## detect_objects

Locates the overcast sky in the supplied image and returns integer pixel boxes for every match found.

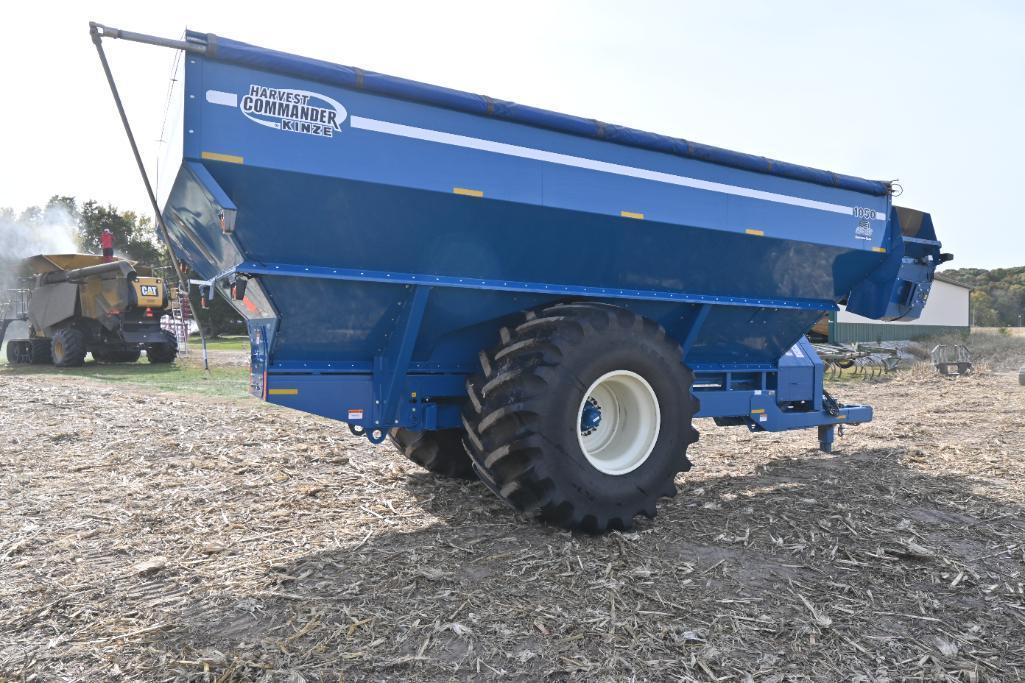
[1,1,1022,268]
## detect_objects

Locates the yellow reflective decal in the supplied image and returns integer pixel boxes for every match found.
[201,151,245,164]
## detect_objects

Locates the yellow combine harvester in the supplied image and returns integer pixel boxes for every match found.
[1,253,177,367]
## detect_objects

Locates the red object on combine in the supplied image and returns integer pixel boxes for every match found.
[100,229,115,262]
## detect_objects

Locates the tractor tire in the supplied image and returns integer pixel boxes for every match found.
[51,328,87,367]
[29,339,52,364]
[390,428,475,479]
[145,340,178,364]
[463,302,699,533]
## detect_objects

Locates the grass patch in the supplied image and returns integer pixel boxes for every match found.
[189,335,250,352]
[0,352,250,399]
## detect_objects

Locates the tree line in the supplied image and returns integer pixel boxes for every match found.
[942,267,1025,327]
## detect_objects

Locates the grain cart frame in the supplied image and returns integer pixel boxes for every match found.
[93,24,950,531]
[3,254,178,367]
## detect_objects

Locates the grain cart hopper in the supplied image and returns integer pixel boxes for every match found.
[92,24,951,531]
[2,253,178,367]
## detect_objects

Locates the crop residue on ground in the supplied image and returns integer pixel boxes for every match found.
[1,368,1023,680]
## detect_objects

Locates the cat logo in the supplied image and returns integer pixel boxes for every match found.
[140,285,158,297]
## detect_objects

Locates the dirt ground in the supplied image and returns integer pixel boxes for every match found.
[1,366,1024,681]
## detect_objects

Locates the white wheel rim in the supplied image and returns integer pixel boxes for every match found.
[576,370,661,476]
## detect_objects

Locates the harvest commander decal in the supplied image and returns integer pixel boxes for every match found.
[240,85,346,138]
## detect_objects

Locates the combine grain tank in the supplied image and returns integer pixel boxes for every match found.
[92,24,950,531]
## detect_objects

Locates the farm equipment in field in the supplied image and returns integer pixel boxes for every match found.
[0,288,30,351]
[812,343,901,380]
[1,253,178,367]
[931,344,973,377]
[92,23,951,532]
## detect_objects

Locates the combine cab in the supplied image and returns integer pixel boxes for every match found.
[1,253,178,367]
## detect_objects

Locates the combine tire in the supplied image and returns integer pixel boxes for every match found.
[29,339,52,364]
[463,302,699,533]
[145,340,178,364]
[390,428,475,479]
[51,328,87,367]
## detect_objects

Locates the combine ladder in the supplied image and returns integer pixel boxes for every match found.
[167,287,190,356]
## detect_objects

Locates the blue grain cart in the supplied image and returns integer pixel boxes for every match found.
[94,25,950,532]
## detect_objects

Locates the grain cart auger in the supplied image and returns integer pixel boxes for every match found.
[3,254,178,367]
[91,23,951,532]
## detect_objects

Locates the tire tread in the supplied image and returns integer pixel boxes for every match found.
[390,428,475,479]
[462,302,699,533]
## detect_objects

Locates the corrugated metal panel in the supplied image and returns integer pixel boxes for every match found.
[830,322,969,344]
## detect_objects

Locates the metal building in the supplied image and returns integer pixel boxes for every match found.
[829,274,971,343]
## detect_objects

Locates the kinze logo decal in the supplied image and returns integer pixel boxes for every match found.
[240,85,346,138]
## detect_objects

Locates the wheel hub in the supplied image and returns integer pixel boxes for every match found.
[576,370,661,476]
[580,397,603,435]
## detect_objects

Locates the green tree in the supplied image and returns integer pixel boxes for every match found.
[970,290,999,327]
[75,199,166,267]
[945,266,1025,327]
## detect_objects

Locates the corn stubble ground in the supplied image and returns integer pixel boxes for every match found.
[1,364,1024,681]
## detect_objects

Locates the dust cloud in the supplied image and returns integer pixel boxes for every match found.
[0,205,81,292]
[0,205,80,261]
